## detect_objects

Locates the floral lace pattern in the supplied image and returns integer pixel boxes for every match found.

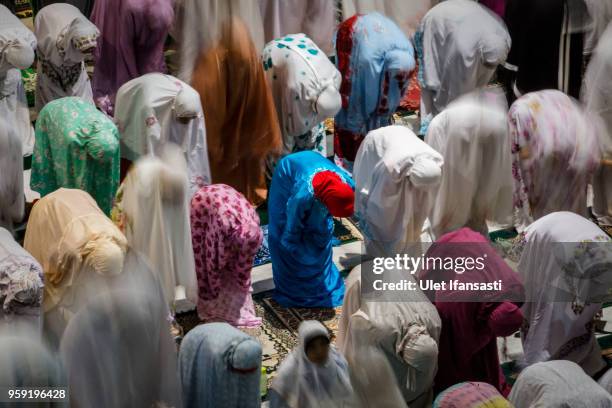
[40,58,83,92]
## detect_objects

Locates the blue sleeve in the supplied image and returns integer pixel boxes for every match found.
[280,183,312,252]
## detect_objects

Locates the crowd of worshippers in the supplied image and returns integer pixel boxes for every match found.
[2,0,612,406]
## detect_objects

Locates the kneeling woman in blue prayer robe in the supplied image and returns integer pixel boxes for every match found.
[268,151,355,307]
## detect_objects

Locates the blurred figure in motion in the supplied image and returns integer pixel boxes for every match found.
[353,125,443,257]
[34,4,99,112]
[190,17,281,205]
[341,0,437,37]
[268,151,354,308]
[179,322,262,408]
[509,361,612,408]
[433,382,512,407]
[416,0,510,134]
[0,4,36,156]
[270,320,354,408]
[259,0,336,55]
[420,228,524,396]
[0,226,44,334]
[0,119,24,234]
[176,0,264,83]
[338,262,441,407]
[60,281,181,408]
[509,90,601,228]
[0,328,67,408]
[30,97,120,215]
[346,339,408,408]
[113,73,211,192]
[583,24,612,232]
[190,185,262,328]
[334,12,415,171]
[113,145,197,310]
[90,0,174,115]
[426,89,513,239]
[517,212,612,376]
[24,188,128,347]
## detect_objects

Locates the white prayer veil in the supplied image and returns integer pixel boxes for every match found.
[271,320,355,408]
[509,90,602,228]
[353,125,443,257]
[418,0,510,126]
[114,73,211,196]
[426,88,513,239]
[509,360,612,408]
[0,118,24,234]
[118,145,197,308]
[338,263,441,408]
[0,5,36,156]
[60,280,181,408]
[34,3,99,111]
[262,33,341,156]
[176,0,264,83]
[518,212,612,376]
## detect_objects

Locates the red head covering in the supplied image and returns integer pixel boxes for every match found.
[312,171,354,217]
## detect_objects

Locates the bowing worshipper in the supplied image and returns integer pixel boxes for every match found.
[0,119,24,234]
[176,0,264,83]
[90,0,174,115]
[113,145,197,310]
[24,188,128,347]
[509,361,612,408]
[504,0,591,101]
[353,125,443,257]
[262,33,341,160]
[114,73,211,193]
[433,382,512,408]
[270,320,354,408]
[30,97,120,215]
[334,12,415,172]
[31,0,94,17]
[179,323,262,408]
[426,90,513,240]
[341,0,438,37]
[34,3,99,112]
[583,25,612,232]
[419,228,525,396]
[0,5,36,157]
[268,151,354,308]
[190,18,281,205]
[0,330,67,408]
[509,90,601,228]
[416,0,510,135]
[190,184,262,328]
[0,227,44,333]
[259,0,336,56]
[338,262,441,407]
[61,284,182,408]
[517,212,612,376]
